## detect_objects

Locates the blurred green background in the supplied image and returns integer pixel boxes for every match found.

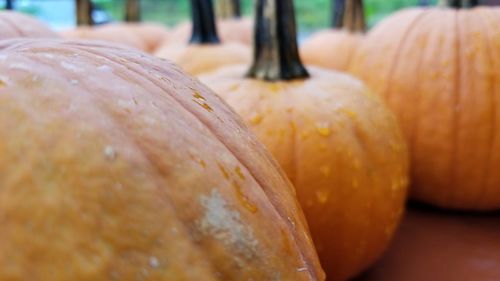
[5,0,438,33]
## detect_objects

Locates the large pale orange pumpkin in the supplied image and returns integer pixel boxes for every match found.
[154,0,250,75]
[350,2,500,210]
[300,0,364,71]
[0,11,57,38]
[357,206,500,281]
[0,38,324,280]
[201,1,409,280]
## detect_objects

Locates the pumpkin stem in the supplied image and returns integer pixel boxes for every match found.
[190,0,220,44]
[125,0,141,22]
[5,0,13,10]
[247,0,309,81]
[332,0,365,32]
[439,0,479,8]
[76,0,94,26]
[217,0,242,19]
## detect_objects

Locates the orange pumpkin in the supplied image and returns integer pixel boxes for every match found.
[0,11,57,39]
[350,2,500,210]
[358,206,500,281]
[0,38,324,280]
[200,1,409,280]
[301,0,365,71]
[154,0,250,75]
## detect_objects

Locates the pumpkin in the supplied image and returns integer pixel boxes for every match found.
[154,0,250,75]
[350,1,500,210]
[62,0,169,53]
[200,1,409,280]
[357,206,500,281]
[300,0,365,71]
[0,38,324,281]
[0,11,58,39]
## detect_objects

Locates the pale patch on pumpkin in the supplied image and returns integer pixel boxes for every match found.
[198,189,258,259]
[60,61,84,73]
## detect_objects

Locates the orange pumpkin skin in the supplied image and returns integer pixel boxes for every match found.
[154,42,250,75]
[201,66,409,281]
[350,7,500,210]
[301,30,362,71]
[61,24,148,51]
[0,39,324,281]
[0,11,57,38]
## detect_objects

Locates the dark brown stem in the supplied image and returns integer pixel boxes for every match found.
[439,0,479,7]
[332,0,365,32]
[5,0,13,10]
[76,0,94,26]
[125,0,141,22]
[190,0,220,44]
[247,0,309,81]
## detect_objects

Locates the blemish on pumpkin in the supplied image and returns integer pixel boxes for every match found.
[287,216,296,229]
[199,159,207,168]
[268,83,281,93]
[319,165,330,177]
[340,108,357,119]
[249,113,263,125]
[229,83,240,92]
[235,166,245,180]
[316,123,331,137]
[232,181,258,213]
[103,146,117,161]
[0,79,5,87]
[315,190,329,204]
[149,256,159,268]
[297,267,308,272]
[198,189,259,258]
[192,91,206,101]
[217,163,230,180]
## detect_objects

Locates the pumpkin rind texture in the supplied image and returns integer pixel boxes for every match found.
[0,39,323,281]
[0,11,58,39]
[301,30,362,71]
[350,7,500,210]
[201,66,409,281]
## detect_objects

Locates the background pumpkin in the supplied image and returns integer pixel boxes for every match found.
[154,0,250,75]
[350,1,500,210]
[0,10,57,39]
[0,38,324,281]
[200,0,409,280]
[301,0,365,71]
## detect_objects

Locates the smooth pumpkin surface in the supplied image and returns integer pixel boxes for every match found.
[201,66,409,281]
[301,30,362,71]
[356,207,500,281]
[0,11,57,38]
[0,39,324,281]
[350,7,500,210]
[154,42,250,75]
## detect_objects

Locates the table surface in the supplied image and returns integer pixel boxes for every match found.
[353,204,500,281]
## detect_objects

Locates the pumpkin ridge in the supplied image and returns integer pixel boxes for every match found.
[474,8,498,208]
[0,13,25,37]
[71,46,320,280]
[408,10,438,187]
[448,9,461,205]
[382,9,428,104]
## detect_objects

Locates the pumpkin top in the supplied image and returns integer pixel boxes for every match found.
[439,0,479,8]
[190,0,220,44]
[247,0,309,81]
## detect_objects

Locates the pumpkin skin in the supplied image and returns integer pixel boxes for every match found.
[301,30,362,71]
[154,42,250,75]
[358,207,500,281]
[0,11,58,38]
[0,39,324,281]
[61,25,148,52]
[201,66,409,281]
[350,7,500,210]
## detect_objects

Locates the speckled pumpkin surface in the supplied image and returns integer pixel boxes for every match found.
[350,7,500,210]
[0,11,57,39]
[201,66,409,281]
[0,39,323,281]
